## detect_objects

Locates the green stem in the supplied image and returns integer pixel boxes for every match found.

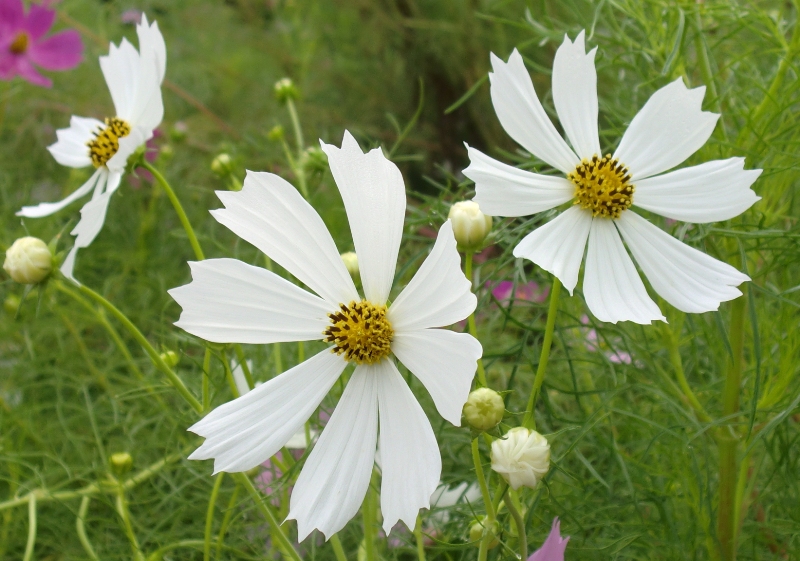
[22,493,35,561]
[523,276,562,430]
[503,491,526,561]
[202,348,212,411]
[413,515,426,561]
[330,534,348,561]
[662,323,712,423]
[236,473,302,561]
[56,281,203,413]
[471,437,495,520]
[215,480,240,559]
[285,98,308,199]
[76,496,100,561]
[116,486,144,561]
[362,474,377,561]
[464,251,488,386]
[234,344,255,390]
[204,473,225,561]
[717,294,746,561]
[142,161,205,261]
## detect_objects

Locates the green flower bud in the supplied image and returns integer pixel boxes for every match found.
[267,125,285,142]
[160,350,180,368]
[110,452,133,476]
[469,517,500,548]
[463,388,504,431]
[3,237,53,284]
[448,201,492,252]
[170,121,188,142]
[211,153,234,176]
[302,146,328,173]
[4,294,21,315]
[340,252,359,280]
[274,77,299,103]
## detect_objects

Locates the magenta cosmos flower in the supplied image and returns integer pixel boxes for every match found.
[0,0,82,87]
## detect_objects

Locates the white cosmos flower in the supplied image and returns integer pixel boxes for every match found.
[17,15,165,281]
[465,31,762,324]
[169,131,482,540]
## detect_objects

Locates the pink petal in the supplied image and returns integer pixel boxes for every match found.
[529,518,570,561]
[491,281,514,301]
[11,55,51,86]
[22,4,54,40]
[0,0,24,32]
[27,29,82,70]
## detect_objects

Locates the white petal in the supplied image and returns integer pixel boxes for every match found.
[513,206,592,294]
[583,218,665,324]
[107,126,152,172]
[388,221,475,332]
[634,158,761,223]
[211,171,359,306]
[288,366,379,541]
[169,258,333,344]
[46,116,101,168]
[617,211,748,313]
[60,170,121,281]
[391,329,481,426]
[188,350,347,474]
[17,168,102,218]
[614,79,719,180]
[100,38,140,119]
[320,131,405,304]
[465,145,574,217]
[129,17,164,130]
[137,14,166,84]
[377,359,441,533]
[489,49,578,174]
[552,31,601,159]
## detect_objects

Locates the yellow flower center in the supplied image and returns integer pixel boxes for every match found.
[9,32,28,55]
[323,300,394,364]
[87,117,132,168]
[569,154,634,219]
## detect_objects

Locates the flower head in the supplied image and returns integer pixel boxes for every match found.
[465,31,761,324]
[169,131,482,540]
[490,427,550,490]
[0,0,83,87]
[529,518,569,561]
[16,15,165,281]
[448,201,492,251]
[3,236,52,284]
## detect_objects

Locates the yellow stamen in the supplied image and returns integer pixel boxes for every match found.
[569,154,634,219]
[9,32,28,55]
[323,300,394,365]
[87,117,132,169]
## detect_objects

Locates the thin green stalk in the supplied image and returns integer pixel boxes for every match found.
[56,281,203,413]
[717,294,746,561]
[215,480,240,559]
[362,474,377,561]
[413,515,426,561]
[285,98,308,199]
[202,348,212,411]
[116,486,144,561]
[236,473,302,561]
[503,491,526,561]
[662,323,711,423]
[76,496,100,561]
[523,277,562,430]
[204,473,225,561]
[142,161,205,261]
[471,438,495,520]
[330,534,348,561]
[464,251,488,386]
[22,494,35,561]
[234,344,255,390]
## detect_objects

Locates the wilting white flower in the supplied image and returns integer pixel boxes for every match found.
[490,427,550,490]
[170,131,482,540]
[465,31,761,324]
[448,201,492,251]
[17,15,165,281]
[3,237,52,284]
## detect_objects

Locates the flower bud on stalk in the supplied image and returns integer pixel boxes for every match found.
[211,153,234,176]
[448,201,492,252]
[110,452,133,476]
[3,237,53,284]
[463,388,504,431]
[340,252,359,280]
[160,350,180,368]
[469,517,500,548]
[274,77,299,104]
[490,427,550,490]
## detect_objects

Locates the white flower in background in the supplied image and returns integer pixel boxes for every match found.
[430,481,481,525]
[490,427,550,490]
[465,31,761,324]
[17,15,165,281]
[169,131,482,540]
[3,236,52,284]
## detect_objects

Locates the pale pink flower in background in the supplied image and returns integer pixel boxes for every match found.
[529,518,569,561]
[488,280,549,304]
[465,30,761,324]
[0,0,82,87]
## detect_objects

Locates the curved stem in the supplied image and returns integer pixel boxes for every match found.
[116,485,144,561]
[215,480,240,559]
[285,98,308,199]
[204,473,225,561]
[22,494,36,561]
[523,276,562,429]
[236,473,302,561]
[464,251,488,386]
[142,161,205,261]
[76,496,100,561]
[662,323,711,423]
[56,281,203,413]
[413,515,427,561]
[503,491,526,561]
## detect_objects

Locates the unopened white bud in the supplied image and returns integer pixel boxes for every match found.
[211,153,233,176]
[490,427,550,490]
[463,388,504,431]
[3,237,52,284]
[448,201,492,251]
[340,252,359,279]
[274,77,299,103]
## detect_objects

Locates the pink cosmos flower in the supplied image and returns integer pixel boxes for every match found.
[0,0,82,87]
[529,518,569,561]
[488,280,549,304]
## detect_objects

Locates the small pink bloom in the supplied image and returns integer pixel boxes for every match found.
[0,0,82,87]
[529,517,569,561]
[487,280,548,304]
[120,9,143,25]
